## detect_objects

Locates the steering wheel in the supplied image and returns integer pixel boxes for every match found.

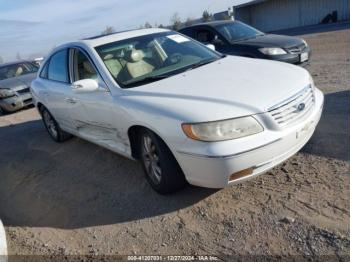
[165,53,183,65]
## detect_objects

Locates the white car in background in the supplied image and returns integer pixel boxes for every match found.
[0,219,7,261]
[31,28,324,194]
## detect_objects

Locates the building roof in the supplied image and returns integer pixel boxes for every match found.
[234,0,267,9]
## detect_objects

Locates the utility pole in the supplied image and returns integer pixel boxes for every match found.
[228,7,235,21]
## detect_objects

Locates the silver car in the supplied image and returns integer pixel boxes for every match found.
[0,61,38,114]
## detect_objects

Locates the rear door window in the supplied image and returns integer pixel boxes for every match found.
[40,62,49,79]
[48,50,69,83]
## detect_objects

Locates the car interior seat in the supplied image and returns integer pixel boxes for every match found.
[103,54,123,78]
[15,66,23,77]
[82,61,97,79]
[125,49,154,78]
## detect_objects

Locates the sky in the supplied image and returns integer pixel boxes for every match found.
[0,0,249,62]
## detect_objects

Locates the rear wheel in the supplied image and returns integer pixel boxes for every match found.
[139,129,187,194]
[40,107,72,142]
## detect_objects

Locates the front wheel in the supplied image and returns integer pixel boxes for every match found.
[40,107,72,142]
[139,129,187,194]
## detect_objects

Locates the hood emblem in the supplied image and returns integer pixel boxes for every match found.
[296,103,306,112]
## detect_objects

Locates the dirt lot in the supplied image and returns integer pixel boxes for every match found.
[0,28,349,260]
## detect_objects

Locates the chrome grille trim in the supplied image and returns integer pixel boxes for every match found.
[268,85,315,127]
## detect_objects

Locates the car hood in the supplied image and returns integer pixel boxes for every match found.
[238,34,303,48]
[120,56,310,123]
[0,73,36,90]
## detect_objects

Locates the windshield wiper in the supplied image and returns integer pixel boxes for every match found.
[123,74,172,87]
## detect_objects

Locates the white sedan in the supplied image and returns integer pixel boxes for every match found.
[31,28,324,194]
[0,219,7,261]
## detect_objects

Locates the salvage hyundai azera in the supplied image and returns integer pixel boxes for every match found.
[31,28,324,194]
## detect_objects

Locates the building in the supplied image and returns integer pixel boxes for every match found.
[234,0,350,32]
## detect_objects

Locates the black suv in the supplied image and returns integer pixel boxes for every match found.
[179,20,311,65]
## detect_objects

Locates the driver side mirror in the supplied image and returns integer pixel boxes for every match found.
[206,44,216,51]
[72,79,99,93]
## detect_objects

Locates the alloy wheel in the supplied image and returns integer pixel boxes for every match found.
[43,110,58,139]
[142,135,162,185]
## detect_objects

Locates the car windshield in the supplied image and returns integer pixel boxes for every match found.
[95,32,222,88]
[214,21,264,43]
[0,62,39,80]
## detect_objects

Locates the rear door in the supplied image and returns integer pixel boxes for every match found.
[39,49,74,130]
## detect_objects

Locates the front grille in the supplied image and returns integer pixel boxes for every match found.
[23,98,33,105]
[268,85,315,127]
[17,87,30,94]
[287,43,307,54]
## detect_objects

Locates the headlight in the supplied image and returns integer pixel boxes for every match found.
[182,116,264,142]
[259,47,287,55]
[0,89,16,98]
[302,39,308,47]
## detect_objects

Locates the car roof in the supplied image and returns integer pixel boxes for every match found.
[79,28,170,48]
[0,60,33,67]
[180,20,236,31]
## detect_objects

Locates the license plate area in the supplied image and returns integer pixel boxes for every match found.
[300,52,309,62]
[296,120,314,139]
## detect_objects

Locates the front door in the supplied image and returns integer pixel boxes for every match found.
[67,48,128,154]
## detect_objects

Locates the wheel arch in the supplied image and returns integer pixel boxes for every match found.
[36,102,45,113]
[127,125,172,160]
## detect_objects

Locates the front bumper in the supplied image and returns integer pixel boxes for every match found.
[0,92,33,112]
[175,88,324,188]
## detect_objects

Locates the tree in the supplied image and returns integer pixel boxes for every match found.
[16,52,21,60]
[202,10,213,22]
[158,24,164,28]
[170,12,182,31]
[101,26,115,35]
[144,22,152,28]
[185,17,195,27]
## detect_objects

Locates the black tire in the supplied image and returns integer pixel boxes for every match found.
[40,107,72,142]
[139,129,187,194]
[0,107,10,115]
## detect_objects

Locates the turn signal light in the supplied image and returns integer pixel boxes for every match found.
[229,167,254,181]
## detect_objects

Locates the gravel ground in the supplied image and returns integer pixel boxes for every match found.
[0,27,349,260]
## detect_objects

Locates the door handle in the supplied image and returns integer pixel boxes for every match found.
[65,97,78,104]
